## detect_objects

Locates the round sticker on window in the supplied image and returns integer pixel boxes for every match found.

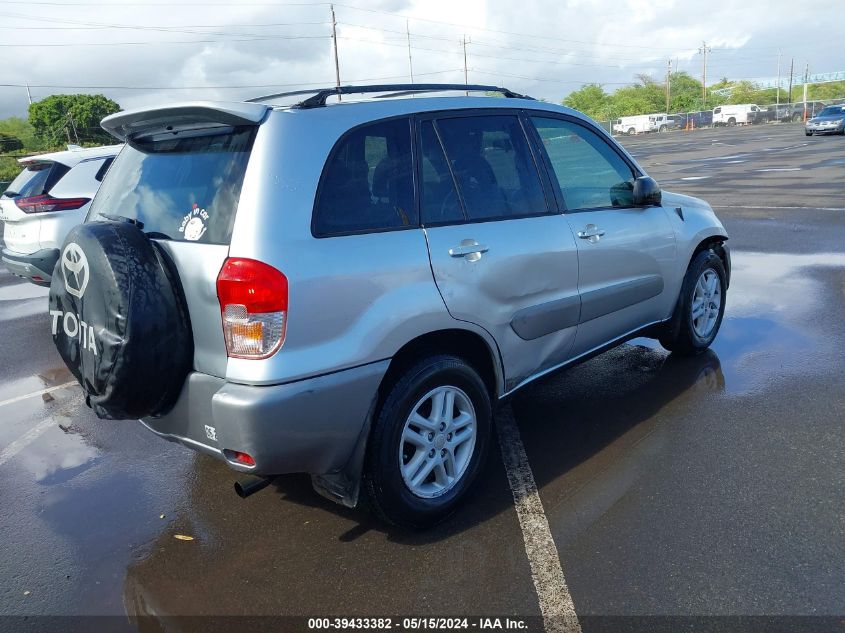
[179,204,209,241]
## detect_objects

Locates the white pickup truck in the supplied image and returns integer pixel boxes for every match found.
[612,113,670,135]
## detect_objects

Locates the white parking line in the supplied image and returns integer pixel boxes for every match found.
[496,408,581,633]
[0,418,55,467]
[0,381,78,409]
[712,205,845,211]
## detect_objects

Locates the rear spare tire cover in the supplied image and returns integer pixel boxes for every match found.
[49,221,193,420]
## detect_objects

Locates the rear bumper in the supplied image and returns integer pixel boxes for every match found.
[1,247,59,286]
[141,360,389,476]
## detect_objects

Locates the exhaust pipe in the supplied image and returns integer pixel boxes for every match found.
[234,475,274,499]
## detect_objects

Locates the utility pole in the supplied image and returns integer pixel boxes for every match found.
[330,4,341,100]
[406,20,414,83]
[462,34,469,94]
[776,50,781,106]
[25,83,32,105]
[803,61,809,119]
[665,59,671,113]
[698,41,711,108]
[787,57,794,104]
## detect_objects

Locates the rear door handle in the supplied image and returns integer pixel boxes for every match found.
[577,224,605,242]
[449,240,489,261]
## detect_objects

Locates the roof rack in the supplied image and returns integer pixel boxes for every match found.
[246,83,533,108]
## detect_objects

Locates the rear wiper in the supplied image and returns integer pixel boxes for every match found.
[100,213,144,230]
[99,213,172,240]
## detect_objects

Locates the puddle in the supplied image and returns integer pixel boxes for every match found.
[0,367,76,404]
[640,251,845,395]
[16,421,100,485]
[0,296,48,322]
[0,282,48,302]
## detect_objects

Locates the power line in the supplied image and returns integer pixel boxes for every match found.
[2,69,465,92]
[0,2,719,52]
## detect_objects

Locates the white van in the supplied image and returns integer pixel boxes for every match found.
[712,104,761,127]
[613,114,653,135]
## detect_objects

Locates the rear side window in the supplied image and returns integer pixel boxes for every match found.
[3,162,68,199]
[89,127,255,244]
[50,157,113,198]
[313,118,414,236]
[434,115,547,222]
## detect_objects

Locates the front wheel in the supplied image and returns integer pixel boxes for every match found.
[659,250,727,356]
[805,131,813,136]
[363,355,492,528]
[659,125,668,133]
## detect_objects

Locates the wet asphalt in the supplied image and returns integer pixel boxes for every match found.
[0,122,843,632]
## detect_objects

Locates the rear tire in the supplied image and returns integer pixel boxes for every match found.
[805,131,813,136]
[659,125,668,133]
[363,354,492,528]
[727,118,736,127]
[628,128,636,135]
[659,250,727,356]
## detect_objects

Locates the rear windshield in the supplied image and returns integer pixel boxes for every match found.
[2,162,68,199]
[88,127,255,244]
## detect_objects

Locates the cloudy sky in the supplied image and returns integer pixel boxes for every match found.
[1,0,840,118]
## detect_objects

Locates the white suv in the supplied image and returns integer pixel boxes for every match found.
[1,144,122,286]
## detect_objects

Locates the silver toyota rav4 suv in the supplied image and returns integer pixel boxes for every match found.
[49,84,729,528]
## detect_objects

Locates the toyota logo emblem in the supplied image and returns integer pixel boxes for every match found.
[61,242,89,298]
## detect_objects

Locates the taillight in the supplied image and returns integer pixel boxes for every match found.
[216,258,288,359]
[15,194,91,214]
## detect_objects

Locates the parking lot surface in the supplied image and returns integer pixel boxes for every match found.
[0,122,843,632]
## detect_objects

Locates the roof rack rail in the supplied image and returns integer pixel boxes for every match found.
[246,83,533,108]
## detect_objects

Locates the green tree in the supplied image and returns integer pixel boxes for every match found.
[0,116,42,152]
[563,83,610,119]
[28,94,120,146]
[0,135,23,152]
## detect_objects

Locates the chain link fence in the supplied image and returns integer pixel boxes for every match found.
[599,97,845,136]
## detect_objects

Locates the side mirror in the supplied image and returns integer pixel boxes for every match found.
[632,176,662,207]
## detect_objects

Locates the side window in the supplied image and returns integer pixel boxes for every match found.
[50,157,111,198]
[419,120,464,224]
[313,118,414,236]
[434,115,547,222]
[531,117,635,211]
[714,107,721,114]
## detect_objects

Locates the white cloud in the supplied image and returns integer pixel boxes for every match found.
[0,0,839,119]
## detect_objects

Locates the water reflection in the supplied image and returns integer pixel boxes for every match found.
[17,421,99,485]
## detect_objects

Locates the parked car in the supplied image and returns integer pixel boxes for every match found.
[712,104,761,126]
[649,113,671,132]
[804,104,845,135]
[667,113,687,130]
[789,101,828,122]
[49,84,730,528]
[0,145,121,286]
[686,110,713,129]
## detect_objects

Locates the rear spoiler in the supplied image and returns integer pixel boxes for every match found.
[101,102,270,141]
